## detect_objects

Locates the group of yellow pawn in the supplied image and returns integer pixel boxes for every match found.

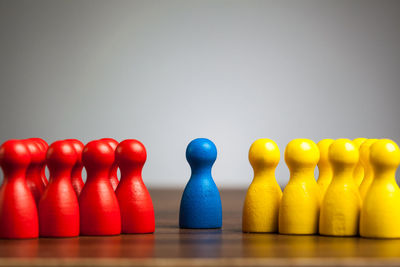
[242,138,400,238]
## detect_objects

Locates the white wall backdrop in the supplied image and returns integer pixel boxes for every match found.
[1,0,400,188]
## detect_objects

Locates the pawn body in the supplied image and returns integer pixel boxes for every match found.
[359,139,378,200]
[319,139,361,236]
[242,139,282,233]
[66,139,85,197]
[279,139,320,235]
[353,138,367,187]
[179,138,222,229]
[101,138,119,190]
[360,139,400,238]
[79,140,121,235]
[316,139,334,198]
[115,139,155,233]
[0,140,38,238]
[39,140,80,237]
[25,138,47,205]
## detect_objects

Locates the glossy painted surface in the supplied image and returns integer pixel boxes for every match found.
[79,140,121,236]
[319,139,361,236]
[316,139,334,198]
[0,140,38,238]
[353,138,367,187]
[360,139,400,238]
[359,139,378,200]
[39,140,80,237]
[25,139,47,206]
[66,139,85,197]
[100,138,119,191]
[279,139,320,235]
[179,138,222,229]
[115,139,155,234]
[242,139,282,233]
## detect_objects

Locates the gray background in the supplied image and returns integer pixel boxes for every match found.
[1,0,399,188]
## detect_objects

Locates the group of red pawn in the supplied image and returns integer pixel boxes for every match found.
[0,138,155,239]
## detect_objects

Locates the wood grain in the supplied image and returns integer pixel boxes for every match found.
[1,189,400,266]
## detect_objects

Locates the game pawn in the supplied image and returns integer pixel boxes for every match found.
[279,139,321,235]
[29,138,49,186]
[352,138,367,187]
[316,139,334,198]
[319,139,361,236]
[179,138,222,229]
[79,140,121,235]
[39,140,80,237]
[242,139,282,233]
[115,139,155,234]
[0,140,38,238]
[65,139,85,197]
[359,139,378,200]
[25,138,47,206]
[100,138,119,190]
[360,139,400,238]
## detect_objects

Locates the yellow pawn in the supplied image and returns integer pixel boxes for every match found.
[279,139,320,235]
[319,139,361,236]
[316,139,334,198]
[360,139,400,238]
[242,139,282,233]
[353,138,367,187]
[359,139,378,200]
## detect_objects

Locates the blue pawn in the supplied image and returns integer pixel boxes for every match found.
[179,138,222,229]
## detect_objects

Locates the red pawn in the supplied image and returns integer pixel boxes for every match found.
[115,140,155,234]
[101,138,119,190]
[30,138,49,186]
[66,139,84,197]
[25,139,47,206]
[39,140,80,237]
[79,140,121,236]
[0,140,38,238]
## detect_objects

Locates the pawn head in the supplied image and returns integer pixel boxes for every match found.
[46,140,78,169]
[0,139,31,169]
[359,139,378,167]
[186,138,217,168]
[101,138,118,151]
[30,138,48,152]
[115,139,147,169]
[285,139,319,169]
[65,139,84,165]
[82,140,115,170]
[370,139,400,169]
[317,139,334,167]
[25,138,46,165]
[328,139,359,166]
[353,138,367,149]
[249,139,280,169]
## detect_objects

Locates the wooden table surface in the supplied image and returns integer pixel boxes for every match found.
[1,189,400,267]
